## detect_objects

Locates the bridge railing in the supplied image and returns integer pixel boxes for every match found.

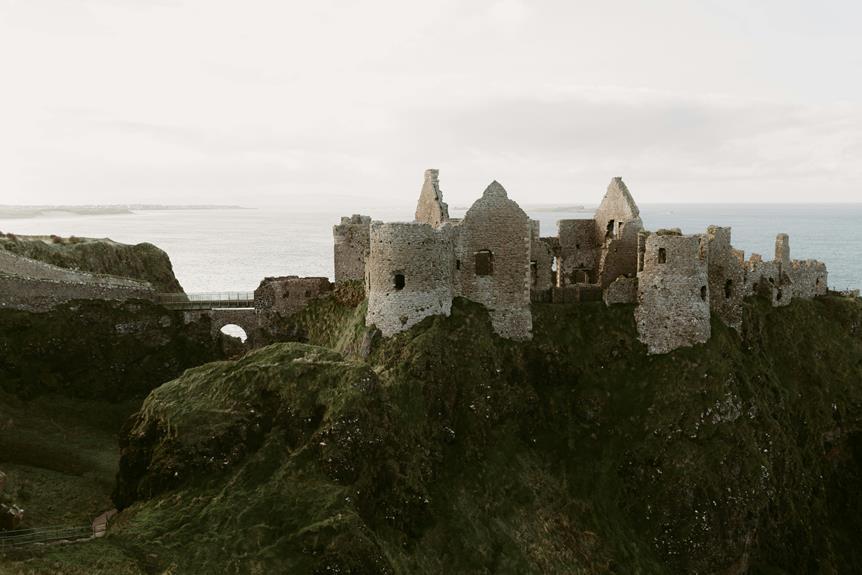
[0,525,93,548]
[156,292,255,310]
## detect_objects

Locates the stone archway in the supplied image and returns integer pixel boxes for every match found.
[209,309,258,348]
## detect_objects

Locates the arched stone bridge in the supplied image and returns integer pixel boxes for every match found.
[157,292,258,346]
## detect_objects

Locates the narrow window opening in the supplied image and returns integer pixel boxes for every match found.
[575,243,581,250]
[456,259,461,271]
[776,288,783,301]
[700,286,707,301]
[394,273,405,290]
[530,261,538,287]
[658,248,667,264]
[724,279,733,300]
[475,250,494,276]
[304,290,311,297]
[606,219,615,240]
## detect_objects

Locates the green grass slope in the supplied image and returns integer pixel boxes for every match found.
[10,293,862,574]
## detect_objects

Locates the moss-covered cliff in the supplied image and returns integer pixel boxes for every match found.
[91,292,862,574]
[0,234,183,292]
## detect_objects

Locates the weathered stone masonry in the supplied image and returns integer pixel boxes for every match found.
[341,169,831,353]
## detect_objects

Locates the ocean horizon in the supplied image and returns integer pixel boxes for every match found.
[1,203,859,293]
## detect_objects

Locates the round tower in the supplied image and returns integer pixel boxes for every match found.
[366,222,454,336]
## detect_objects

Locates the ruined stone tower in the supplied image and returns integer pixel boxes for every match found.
[635,231,711,354]
[365,222,455,337]
[334,169,830,353]
[414,169,449,228]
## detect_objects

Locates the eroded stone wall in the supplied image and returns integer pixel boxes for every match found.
[414,169,449,228]
[530,220,555,294]
[594,178,643,287]
[333,215,371,284]
[254,276,333,316]
[790,260,828,299]
[557,219,597,286]
[457,182,532,340]
[635,233,711,354]
[366,222,455,337]
[706,226,745,331]
[604,276,638,306]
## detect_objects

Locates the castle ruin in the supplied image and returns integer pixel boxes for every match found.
[335,170,829,354]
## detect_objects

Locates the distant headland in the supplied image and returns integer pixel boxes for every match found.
[0,204,250,219]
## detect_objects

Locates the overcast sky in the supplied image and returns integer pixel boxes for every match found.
[1,0,861,208]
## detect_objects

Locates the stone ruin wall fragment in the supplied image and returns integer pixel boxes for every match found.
[333,214,371,284]
[456,182,533,341]
[635,233,711,354]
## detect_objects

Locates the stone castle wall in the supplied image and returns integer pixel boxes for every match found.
[557,219,597,286]
[254,276,333,316]
[706,226,745,331]
[594,178,643,288]
[457,182,532,340]
[530,221,555,293]
[635,233,711,354]
[333,215,371,284]
[790,260,828,299]
[366,222,455,337]
[414,169,449,227]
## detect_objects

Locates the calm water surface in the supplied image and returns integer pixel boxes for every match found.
[1,204,859,292]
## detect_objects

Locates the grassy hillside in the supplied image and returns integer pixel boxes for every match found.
[4,293,862,574]
[0,234,184,293]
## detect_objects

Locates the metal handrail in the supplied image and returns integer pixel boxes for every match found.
[156,292,255,310]
[0,524,92,547]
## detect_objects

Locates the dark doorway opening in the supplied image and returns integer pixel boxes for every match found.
[475,250,494,276]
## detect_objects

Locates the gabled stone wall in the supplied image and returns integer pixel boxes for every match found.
[457,182,532,340]
[594,178,643,287]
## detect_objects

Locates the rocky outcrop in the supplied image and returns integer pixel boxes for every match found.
[109,293,862,574]
[0,234,183,293]
[0,299,221,401]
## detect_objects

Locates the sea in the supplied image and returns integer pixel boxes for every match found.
[0,204,859,293]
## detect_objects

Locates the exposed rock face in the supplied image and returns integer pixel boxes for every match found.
[109,294,862,574]
[414,168,449,228]
[0,299,220,400]
[0,234,183,293]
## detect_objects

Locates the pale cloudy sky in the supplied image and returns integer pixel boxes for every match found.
[1,0,861,208]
